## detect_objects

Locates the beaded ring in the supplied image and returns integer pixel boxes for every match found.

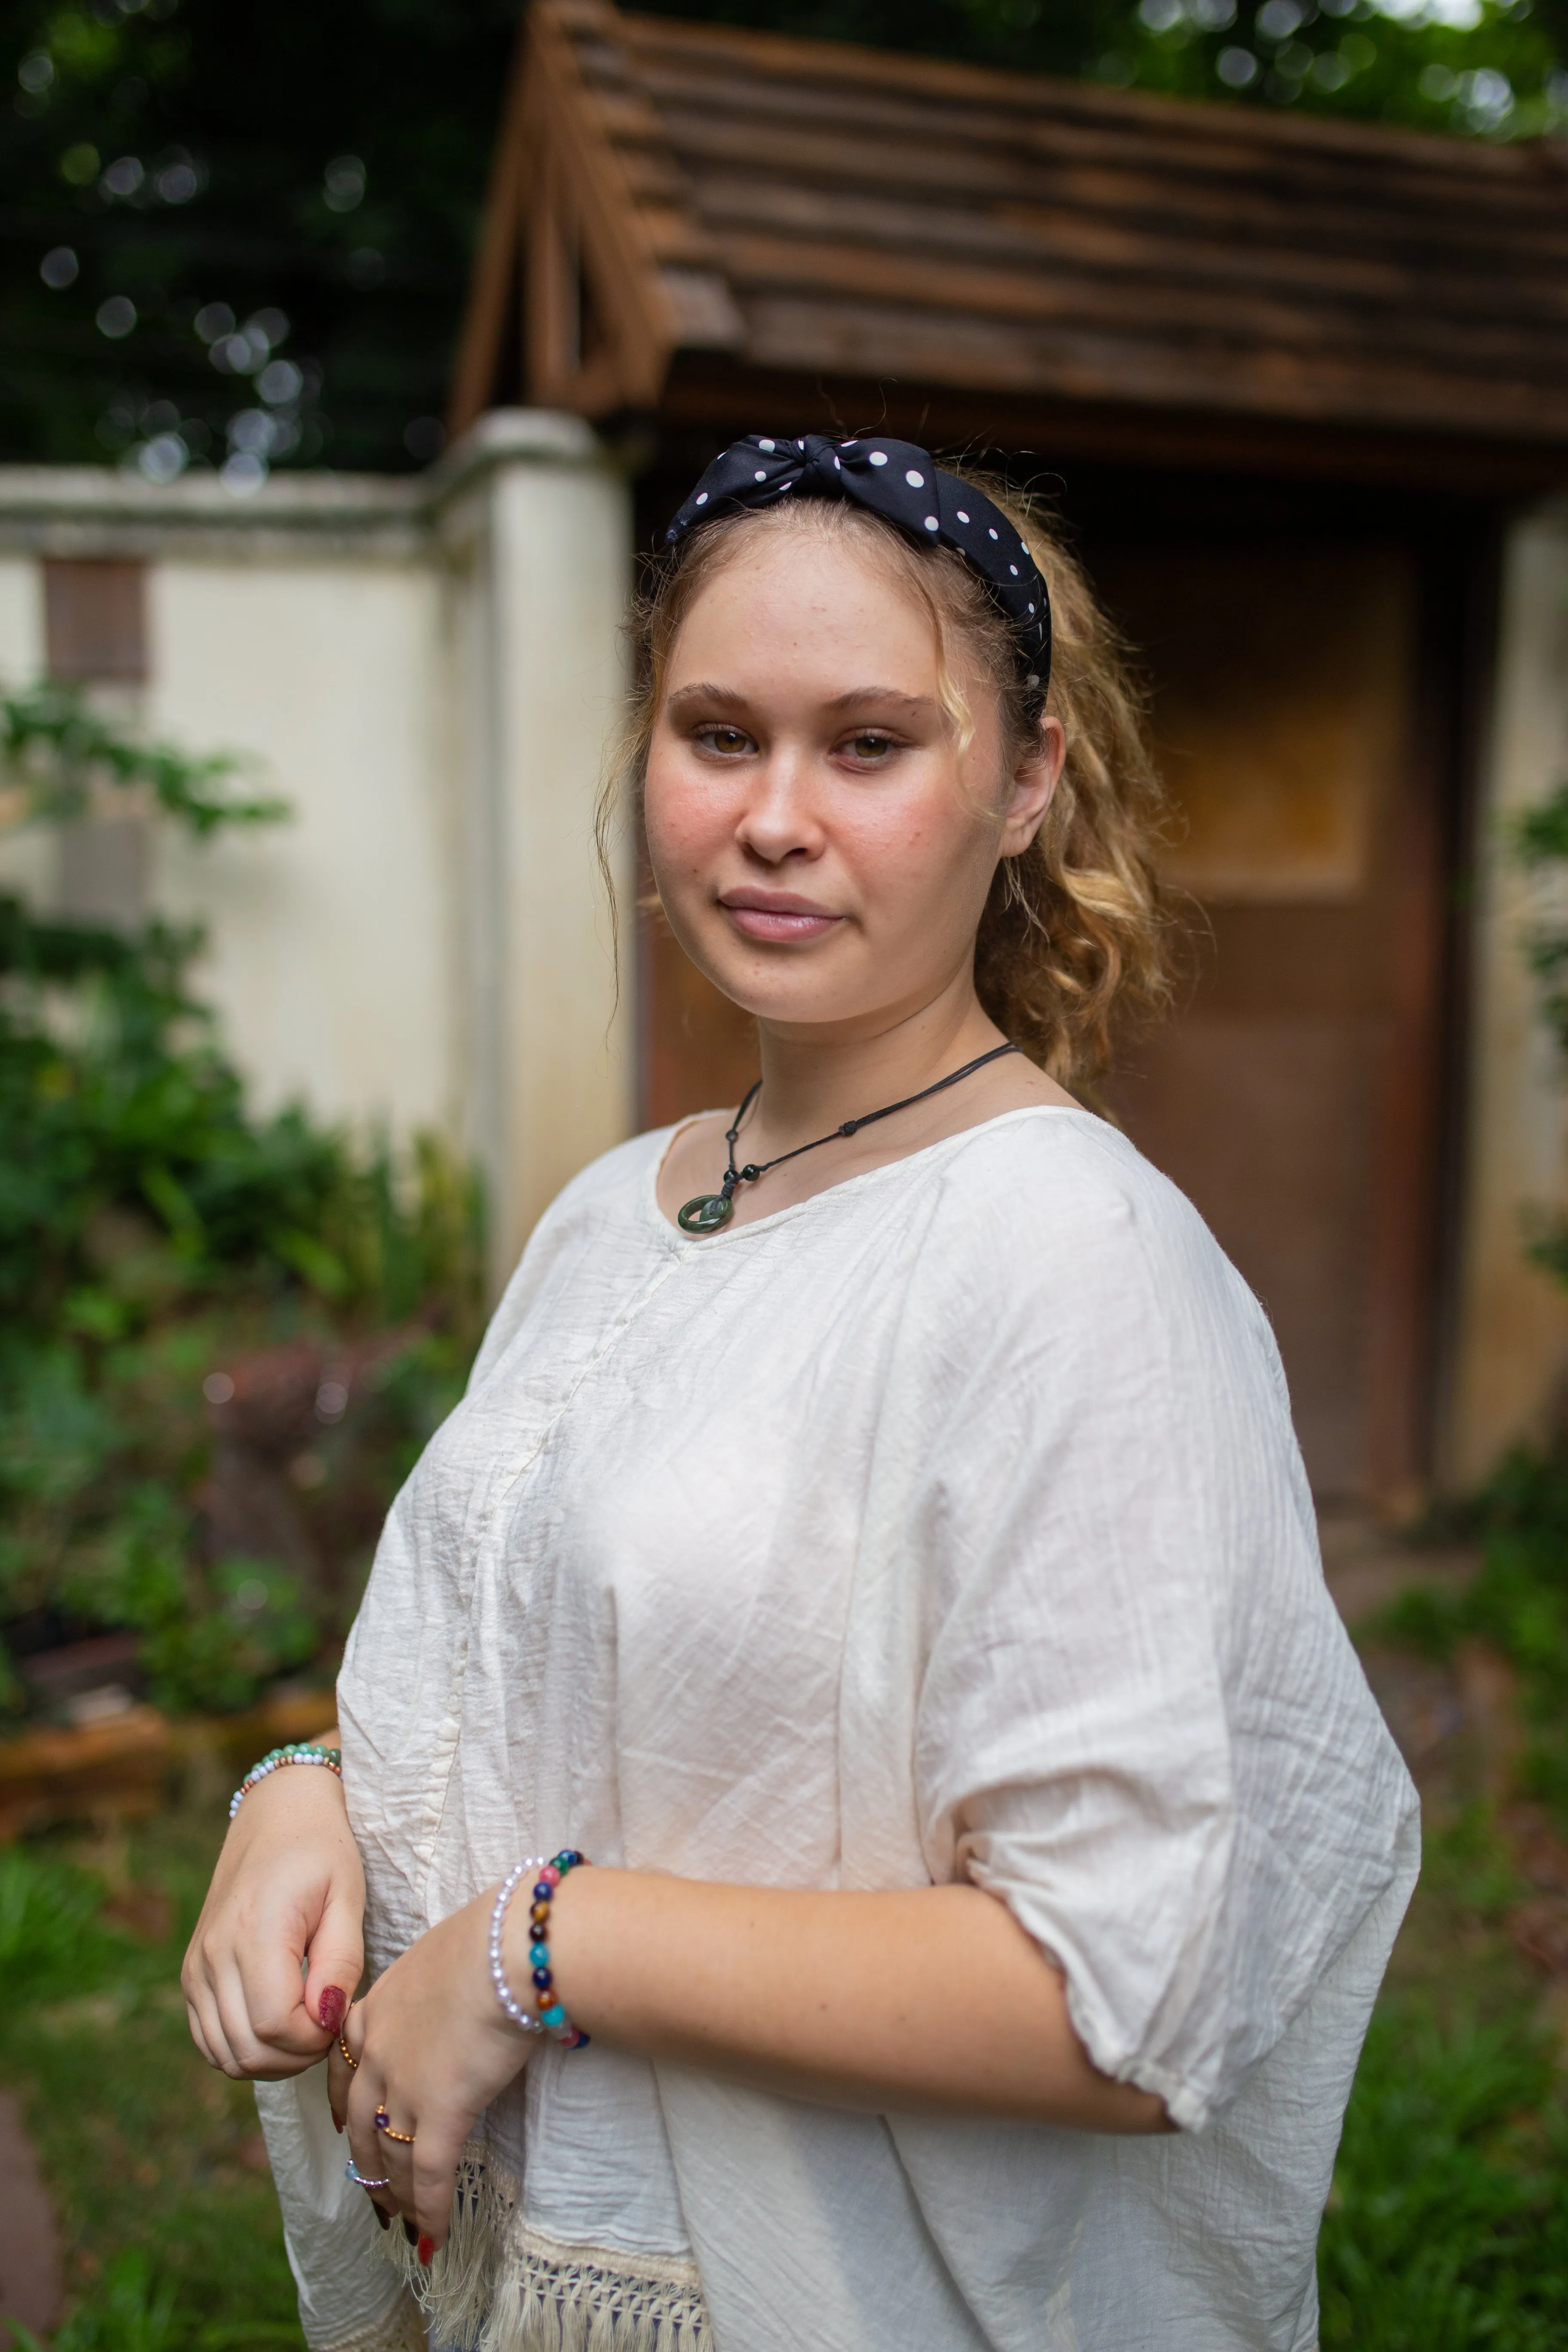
[229,1743,342,1822]
[490,1849,590,2049]
[374,2107,415,2145]
[338,2030,357,2070]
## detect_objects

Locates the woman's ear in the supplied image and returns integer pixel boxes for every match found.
[1000,715,1065,856]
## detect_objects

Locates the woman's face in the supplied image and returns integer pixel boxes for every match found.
[643,522,1062,1039]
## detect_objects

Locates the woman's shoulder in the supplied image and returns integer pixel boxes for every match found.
[919,1105,1261,1334]
[936,1104,1210,1247]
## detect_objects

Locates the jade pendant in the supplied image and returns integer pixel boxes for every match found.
[677,1192,734,1235]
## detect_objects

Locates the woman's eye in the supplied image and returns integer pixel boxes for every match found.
[694,726,753,757]
[842,732,897,763]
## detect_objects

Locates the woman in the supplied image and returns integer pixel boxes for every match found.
[184,435,1418,2352]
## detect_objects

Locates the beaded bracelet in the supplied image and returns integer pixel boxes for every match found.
[229,1742,343,1822]
[490,1849,590,2049]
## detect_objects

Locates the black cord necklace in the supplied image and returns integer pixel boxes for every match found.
[677,1041,1020,1235]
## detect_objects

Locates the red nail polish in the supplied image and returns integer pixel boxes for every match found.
[417,2235,434,2267]
[317,1985,347,2035]
[333,2116,343,2135]
[372,2203,391,2233]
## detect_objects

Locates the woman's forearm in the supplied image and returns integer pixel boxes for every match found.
[541,1870,1168,2133]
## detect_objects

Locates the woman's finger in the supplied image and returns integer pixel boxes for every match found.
[409,2124,464,2251]
[232,1922,329,2062]
[325,2040,351,2132]
[211,1950,288,2079]
[367,2093,420,2219]
[325,1997,364,2130]
[345,2068,401,2217]
[182,1940,242,2077]
[184,1996,227,2074]
[302,1885,364,2050]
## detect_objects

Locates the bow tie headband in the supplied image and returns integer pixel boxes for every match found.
[665,434,1052,708]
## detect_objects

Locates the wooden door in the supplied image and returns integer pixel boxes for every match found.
[636,539,1442,1506]
[1094,542,1438,1505]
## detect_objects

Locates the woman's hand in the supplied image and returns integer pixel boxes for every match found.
[182,1747,365,2080]
[328,1887,534,2254]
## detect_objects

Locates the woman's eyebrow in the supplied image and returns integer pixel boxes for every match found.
[665,682,748,715]
[664,683,937,718]
[822,688,936,718]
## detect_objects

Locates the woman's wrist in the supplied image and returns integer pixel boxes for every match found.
[225,1744,351,1846]
[229,1740,342,1822]
[495,1851,591,2046]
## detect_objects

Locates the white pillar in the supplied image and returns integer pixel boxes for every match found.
[435,412,634,1292]
[1446,507,1568,1485]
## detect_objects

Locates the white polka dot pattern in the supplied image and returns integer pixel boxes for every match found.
[664,432,1051,696]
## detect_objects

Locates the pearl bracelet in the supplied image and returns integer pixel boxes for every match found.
[229,1742,342,1822]
[490,1850,590,2048]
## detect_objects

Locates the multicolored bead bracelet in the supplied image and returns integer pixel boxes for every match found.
[490,1849,590,2049]
[229,1742,343,1822]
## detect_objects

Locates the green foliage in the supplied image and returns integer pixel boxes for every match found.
[1516,780,1568,1074]
[10,2254,181,2352]
[0,693,484,1715]
[0,1841,128,2000]
[644,0,1568,138]
[1,0,1562,474]
[0,1815,305,2350]
[3,686,287,837]
[1374,1449,1568,1826]
[1319,1999,1568,2346]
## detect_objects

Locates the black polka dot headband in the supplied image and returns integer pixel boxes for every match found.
[665,433,1051,708]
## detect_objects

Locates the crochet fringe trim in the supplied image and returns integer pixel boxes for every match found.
[382,2147,712,2352]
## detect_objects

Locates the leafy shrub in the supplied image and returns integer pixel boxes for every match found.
[0,690,483,1718]
[0,1843,128,2003]
[1375,1449,1568,1830]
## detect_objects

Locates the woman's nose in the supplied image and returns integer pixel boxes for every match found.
[733,753,826,864]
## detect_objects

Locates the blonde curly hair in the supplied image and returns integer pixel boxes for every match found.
[599,462,1172,1088]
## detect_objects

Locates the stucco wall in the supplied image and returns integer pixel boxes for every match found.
[0,412,634,1295]
[1446,509,1568,1485]
[151,558,455,1141]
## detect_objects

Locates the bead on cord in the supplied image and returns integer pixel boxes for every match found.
[490,1850,590,2048]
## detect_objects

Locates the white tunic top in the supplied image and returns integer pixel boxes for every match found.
[269,1106,1418,2352]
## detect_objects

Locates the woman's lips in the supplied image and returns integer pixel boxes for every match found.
[720,896,841,943]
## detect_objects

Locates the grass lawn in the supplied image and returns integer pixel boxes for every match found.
[0,1789,303,2352]
[0,1621,1563,2350]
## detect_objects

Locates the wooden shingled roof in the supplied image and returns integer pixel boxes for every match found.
[452,0,1568,490]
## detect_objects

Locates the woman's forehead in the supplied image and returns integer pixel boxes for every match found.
[670,526,946,674]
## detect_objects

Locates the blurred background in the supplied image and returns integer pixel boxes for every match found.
[2,1,1568,2345]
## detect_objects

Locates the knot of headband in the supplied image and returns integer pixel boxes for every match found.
[665,433,1051,705]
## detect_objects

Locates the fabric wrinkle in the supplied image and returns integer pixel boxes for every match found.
[269,1106,1423,2352]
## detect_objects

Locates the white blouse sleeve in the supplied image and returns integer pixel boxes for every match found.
[900,1134,1417,2133]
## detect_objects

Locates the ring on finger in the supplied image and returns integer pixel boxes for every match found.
[345,2159,393,2190]
[374,2106,415,2145]
[338,2030,357,2069]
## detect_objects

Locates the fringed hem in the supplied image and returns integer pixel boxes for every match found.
[380,2146,711,2352]
[383,2144,514,2346]
[481,2220,711,2352]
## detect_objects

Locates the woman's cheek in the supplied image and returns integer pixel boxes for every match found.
[644,765,724,888]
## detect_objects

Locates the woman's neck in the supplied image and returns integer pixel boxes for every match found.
[744,979,1004,1157]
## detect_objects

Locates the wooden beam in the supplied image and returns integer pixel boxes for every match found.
[527,0,683,413]
[655,353,1568,500]
[447,12,536,442]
